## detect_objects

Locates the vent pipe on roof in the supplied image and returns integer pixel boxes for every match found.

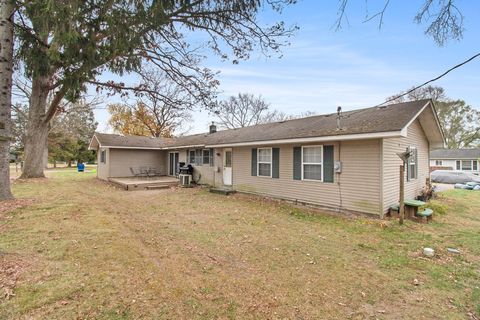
[209,121,217,134]
[336,106,342,131]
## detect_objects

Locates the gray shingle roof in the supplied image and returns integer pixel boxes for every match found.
[93,132,172,149]
[430,149,480,160]
[168,99,430,147]
[93,100,432,149]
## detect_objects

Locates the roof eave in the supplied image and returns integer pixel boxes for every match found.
[204,130,404,148]
[401,100,446,149]
[88,134,100,150]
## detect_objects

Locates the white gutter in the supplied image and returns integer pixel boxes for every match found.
[101,146,164,150]
[91,127,413,151]
[205,130,403,148]
[162,145,205,150]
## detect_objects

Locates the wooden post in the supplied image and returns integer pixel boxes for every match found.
[399,164,405,225]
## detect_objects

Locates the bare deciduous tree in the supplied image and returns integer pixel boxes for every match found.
[213,93,277,129]
[213,93,316,129]
[386,85,447,104]
[108,69,193,138]
[387,86,480,148]
[334,0,465,46]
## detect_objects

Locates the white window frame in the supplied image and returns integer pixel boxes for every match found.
[202,149,211,165]
[408,146,417,180]
[194,149,203,166]
[100,149,106,164]
[257,147,272,178]
[457,160,478,171]
[301,145,323,182]
[188,150,196,164]
[435,160,443,166]
[461,160,472,171]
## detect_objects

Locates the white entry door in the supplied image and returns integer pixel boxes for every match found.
[223,148,232,186]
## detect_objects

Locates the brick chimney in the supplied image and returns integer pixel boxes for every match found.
[209,122,217,134]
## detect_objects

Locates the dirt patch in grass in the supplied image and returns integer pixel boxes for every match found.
[0,199,35,215]
[0,254,29,301]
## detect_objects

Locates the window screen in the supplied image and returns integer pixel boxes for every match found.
[302,146,322,180]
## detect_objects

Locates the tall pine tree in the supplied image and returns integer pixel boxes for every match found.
[13,0,296,179]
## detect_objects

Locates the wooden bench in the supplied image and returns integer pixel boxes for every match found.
[403,199,426,219]
[389,200,431,222]
[416,208,433,223]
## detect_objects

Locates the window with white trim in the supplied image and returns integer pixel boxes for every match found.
[202,149,211,165]
[257,148,272,177]
[100,149,106,164]
[462,160,472,171]
[435,160,443,166]
[457,160,478,171]
[195,149,203,165]
[302,146,323,181]
[408,146,417,180]
[189,150,196,164]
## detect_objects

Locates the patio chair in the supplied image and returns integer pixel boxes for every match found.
[139,166,150,177]
[147,167,161,177]
[130,167,142,177]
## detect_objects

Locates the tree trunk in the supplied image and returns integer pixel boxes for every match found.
[43,140,48,169]
[20,76,50,179]
[0,0,14,200]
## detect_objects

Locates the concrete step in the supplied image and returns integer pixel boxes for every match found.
[209,188,236,195]
[145,185,171,190]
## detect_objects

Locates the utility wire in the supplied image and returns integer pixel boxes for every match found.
[374,51,480,107]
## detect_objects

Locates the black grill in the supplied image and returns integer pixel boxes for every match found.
[179,164,193,175]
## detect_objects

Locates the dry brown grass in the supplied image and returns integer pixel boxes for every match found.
[0,170,479,319]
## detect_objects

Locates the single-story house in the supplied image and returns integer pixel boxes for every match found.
[89,99,445,217]
[430,149,480,173]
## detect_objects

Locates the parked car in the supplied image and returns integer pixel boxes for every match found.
[431,170,480,184]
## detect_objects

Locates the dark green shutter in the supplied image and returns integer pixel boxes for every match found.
[272,148,280,178]
[323,145,334,183]
[186,150,189,164]
[251,148,257,176]
[209,148,214,166]
[293,147,302,180]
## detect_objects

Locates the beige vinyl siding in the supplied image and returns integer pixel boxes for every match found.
[96,147,110,180]
[169,148,221,186]
[382,119,430,213]
[232,140,382,215]
[109,149,167,177]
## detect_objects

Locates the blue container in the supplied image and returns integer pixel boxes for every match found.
[77,163,85,172]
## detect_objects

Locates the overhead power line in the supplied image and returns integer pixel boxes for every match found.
[375,51,480,107]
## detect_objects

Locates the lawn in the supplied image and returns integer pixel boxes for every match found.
[1,170,479,319]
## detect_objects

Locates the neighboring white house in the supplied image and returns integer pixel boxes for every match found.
[430,149,480,173]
